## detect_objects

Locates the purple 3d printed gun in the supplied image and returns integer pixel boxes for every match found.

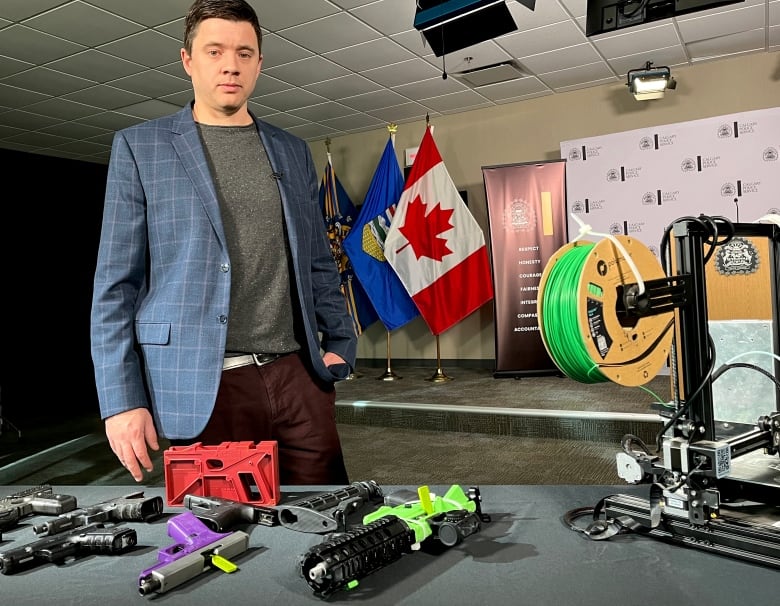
[138,511,249,596]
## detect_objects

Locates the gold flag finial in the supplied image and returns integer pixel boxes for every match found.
[387,123,397,134]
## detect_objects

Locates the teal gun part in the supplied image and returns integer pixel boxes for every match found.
[300,484,488,599]
[0,485,78,532]
[32,490,164,536]
[0,522,137,574]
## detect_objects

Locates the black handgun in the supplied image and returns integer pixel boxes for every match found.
[0,485,78,531]
[0,522,137,574]
[32,490,163,536]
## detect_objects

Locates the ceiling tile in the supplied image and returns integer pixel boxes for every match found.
[351,0,418,36]
[677,4,766,41]
[520,42,604,73]
[362,57,441,88]
[98,29,183,68]
[280,13,381,54]
[1,65,95,96]
[302,73,382,98]
[88,0,193,27]
[497,20,588,57]
[0,24,85,64]
[24,1,144,47]
[324,37,416,72]
[264,55,350,87]
[591,23,682,59]
[538,61,618,89]
[47,49,147,82]
[0,54,33,78]
[687,27,768,59]
[0,0,64,22]
[248,0,340,31]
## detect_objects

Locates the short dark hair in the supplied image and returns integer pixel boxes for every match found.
[183,0,263,55]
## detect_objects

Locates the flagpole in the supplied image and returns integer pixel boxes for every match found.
[377,330,401,381]
[426,335,453,383]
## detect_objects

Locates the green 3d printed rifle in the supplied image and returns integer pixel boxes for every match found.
[299,484,490,599]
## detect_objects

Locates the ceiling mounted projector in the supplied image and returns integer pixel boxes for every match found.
[414,0,535,57]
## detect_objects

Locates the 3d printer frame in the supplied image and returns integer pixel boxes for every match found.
[599,217,780,568]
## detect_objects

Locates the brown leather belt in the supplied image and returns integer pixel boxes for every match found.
[223,353,282,371]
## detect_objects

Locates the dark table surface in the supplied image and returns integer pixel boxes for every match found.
[1,483,778,606]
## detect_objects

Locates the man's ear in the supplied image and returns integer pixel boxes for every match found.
[181,48,192,76]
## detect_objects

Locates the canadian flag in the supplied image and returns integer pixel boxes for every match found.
[385,126,494,335]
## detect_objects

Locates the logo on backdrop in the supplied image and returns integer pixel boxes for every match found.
[715,237,759,276]
[763,147,778,161]
[681,158,696,172]
[642,192,656,206]
[639,136,653,150]
[721,183,737,197]
[609,222,623,235]
[717,123,734,138]
[567,147,582,161]
[606,168,620,182]
[506,197,536,232]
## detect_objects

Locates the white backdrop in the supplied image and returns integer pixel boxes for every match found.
[560,106,780,253]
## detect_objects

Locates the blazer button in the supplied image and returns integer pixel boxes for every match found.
[220,263,229,272]
[218,315,227,324]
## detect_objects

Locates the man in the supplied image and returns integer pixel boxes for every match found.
[90,0,357,485]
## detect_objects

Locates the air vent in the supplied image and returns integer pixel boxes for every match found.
[451,60,526,88]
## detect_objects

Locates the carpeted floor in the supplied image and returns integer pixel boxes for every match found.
[0,365,671,487]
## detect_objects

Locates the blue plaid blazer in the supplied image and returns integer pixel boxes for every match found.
[90,104,356,439]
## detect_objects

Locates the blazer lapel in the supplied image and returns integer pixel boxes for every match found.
[171,105,226,243]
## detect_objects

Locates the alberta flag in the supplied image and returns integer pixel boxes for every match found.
[342,135,420,331]
[319,156,378,334]
[384,126,494,335]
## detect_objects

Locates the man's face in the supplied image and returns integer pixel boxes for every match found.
[181,18,262,116]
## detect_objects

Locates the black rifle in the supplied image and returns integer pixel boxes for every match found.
[184,480,383,533]
[0,522,137,574]
[32,490,163,536]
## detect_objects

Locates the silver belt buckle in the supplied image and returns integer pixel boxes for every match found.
[252,353,279,367]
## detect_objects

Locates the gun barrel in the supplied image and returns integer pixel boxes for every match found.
[300,516,415,599]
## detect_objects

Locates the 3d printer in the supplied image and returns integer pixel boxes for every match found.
[557,215,780,568]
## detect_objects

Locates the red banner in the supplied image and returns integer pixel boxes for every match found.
[482,160,568,376]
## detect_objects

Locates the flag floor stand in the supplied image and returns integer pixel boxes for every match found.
[426,367,452,383]
[426,336,453,383]
[376,331,402,381]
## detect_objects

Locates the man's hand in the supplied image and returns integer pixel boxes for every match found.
[105,408,160,482]
[323,352,350,379]
[322,351,346,367]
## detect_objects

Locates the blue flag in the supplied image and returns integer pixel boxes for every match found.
[319,156,379,335]
[342,136,420,331]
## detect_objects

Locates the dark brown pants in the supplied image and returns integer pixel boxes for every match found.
[171,352,348,485]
